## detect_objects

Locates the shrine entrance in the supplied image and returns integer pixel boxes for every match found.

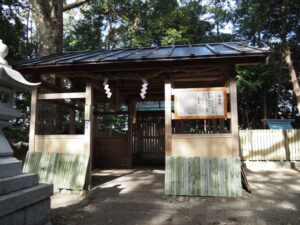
[93,103,165,169]
[132,110,165,166]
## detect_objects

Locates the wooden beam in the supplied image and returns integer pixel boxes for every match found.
[84,82,93,188]
[173,72,220,77]
[94,111,129,115]
[173,77,221,82]
[230,77,239,157]
[38,92,86,100]
[29,88,38,152]
[39,99,83,111]
[165,80,172,156]
[40,80,81,93]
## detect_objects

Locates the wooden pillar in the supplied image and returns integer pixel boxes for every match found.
[29,88,38,152]
[127,101,135,168]
[85,82,93,187]
[69,100,76,134]
[230,78,239,157]
[54,77,63,134]
[165,80,172,156]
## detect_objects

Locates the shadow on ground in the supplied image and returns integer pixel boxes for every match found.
[51,167,300,225]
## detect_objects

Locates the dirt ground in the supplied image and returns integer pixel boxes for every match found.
[51,165,300,225]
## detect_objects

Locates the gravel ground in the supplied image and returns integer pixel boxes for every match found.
[51,166,300,225]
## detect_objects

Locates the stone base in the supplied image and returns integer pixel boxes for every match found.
[0,183,53,217]
[0,173,38,195]
[0,198,51,225]
[0,154,53,225]
[0,157,22,178]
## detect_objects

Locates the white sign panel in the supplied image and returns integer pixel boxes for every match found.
[174,88,227,119]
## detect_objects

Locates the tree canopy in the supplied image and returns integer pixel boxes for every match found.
[1,0,300,137]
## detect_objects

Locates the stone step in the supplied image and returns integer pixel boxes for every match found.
[0,173,38,196]
[0,157,22,179]
[0,183,53,217]
[0,198,51,225]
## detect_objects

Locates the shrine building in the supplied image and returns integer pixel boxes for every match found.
[13,42,269,196]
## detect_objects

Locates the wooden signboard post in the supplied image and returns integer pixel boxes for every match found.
[174,87,227,119]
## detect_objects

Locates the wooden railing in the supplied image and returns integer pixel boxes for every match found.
[240,129,300,161]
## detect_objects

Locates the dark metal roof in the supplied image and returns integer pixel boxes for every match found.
[12,42,269,68]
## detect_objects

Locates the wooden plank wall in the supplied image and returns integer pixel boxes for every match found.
[93,137,128,168]
[23,152,89,190]
[172,134,233,157]
[34,135,88,155]
[132,112,165,164]
[240,129,300,161]
[165,156,242,197]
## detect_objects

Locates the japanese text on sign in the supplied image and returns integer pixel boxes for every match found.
[174,88,227,119]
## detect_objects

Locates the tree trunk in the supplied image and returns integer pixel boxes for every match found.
[280,0,300,115]
[29,0,63,56]
[283,45,300,114]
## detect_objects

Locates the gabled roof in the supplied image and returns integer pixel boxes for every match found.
[12,41,269,69]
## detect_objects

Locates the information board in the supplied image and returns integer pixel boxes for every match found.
[174,87,227,119]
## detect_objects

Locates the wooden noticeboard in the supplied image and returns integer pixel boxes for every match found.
[174,87,227,119]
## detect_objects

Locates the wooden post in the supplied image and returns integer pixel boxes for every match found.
[29,88,38,152]
[165,80,172,156]
[230,78,239,157]
[69,100,76,134]
[127,101,135,168]
[85,82,93,188]
[55,77,63,134]
[282,130,291,161]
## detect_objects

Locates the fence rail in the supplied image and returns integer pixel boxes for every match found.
[240,129,300,161]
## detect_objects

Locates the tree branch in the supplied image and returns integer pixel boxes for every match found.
[63,0,89,12]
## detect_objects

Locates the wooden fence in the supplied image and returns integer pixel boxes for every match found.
[132,112,165,164]
[165,157,242,197]
[240,129,300,161]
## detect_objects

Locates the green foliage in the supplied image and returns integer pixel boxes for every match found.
[232,0,300,127]
[2,0,300,135]
[64,0,214,50]
[234,0,300,46]
[3,92,31,143]
[0,0,36,60]
[236,63,281,128]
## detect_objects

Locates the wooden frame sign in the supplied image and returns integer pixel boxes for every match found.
[174,87,227,119]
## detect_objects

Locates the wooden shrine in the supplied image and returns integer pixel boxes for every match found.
[13,42,269,196]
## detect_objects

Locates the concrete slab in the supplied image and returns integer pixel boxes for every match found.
[0,173,38,195]
[0,183,53,217]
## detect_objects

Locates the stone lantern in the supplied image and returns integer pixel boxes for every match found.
[0,40,53,225]
[0,40,40,160]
